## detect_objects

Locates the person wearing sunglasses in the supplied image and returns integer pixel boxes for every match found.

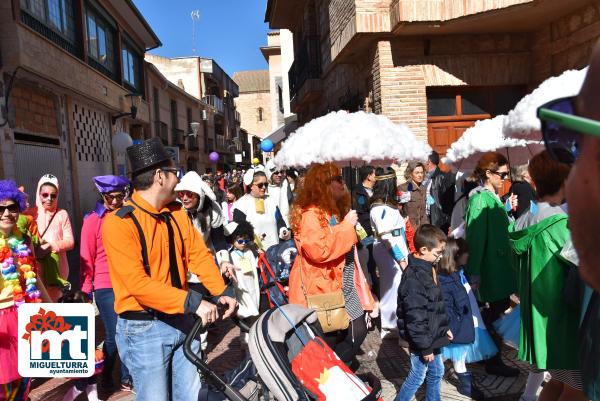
[223,220,260,344]
[102,138,237,401]
[537,45,600,401]
[287,163,376,368]
[174,171,236,356]
[233,169,290,250]
[174,171,236,295]
[79,175,133,392]
[24,173,74,301]
[0,180,52,401]
[266,160,291,232]
[463,152,520,377]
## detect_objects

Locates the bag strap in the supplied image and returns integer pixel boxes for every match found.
[40,211,58,239]
[297,245,310,303]
[116,205,151,276]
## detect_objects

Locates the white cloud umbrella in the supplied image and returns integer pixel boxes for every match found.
[443,115,544,170]
[503,68,588,140]
[273,110,431,168]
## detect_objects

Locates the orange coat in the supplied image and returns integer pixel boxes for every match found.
[288,207,375,311]
[103,192,225,315]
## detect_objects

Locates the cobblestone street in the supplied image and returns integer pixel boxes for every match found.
[29,318,530,401]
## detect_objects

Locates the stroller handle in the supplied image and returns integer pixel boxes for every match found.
[183,314,249,401]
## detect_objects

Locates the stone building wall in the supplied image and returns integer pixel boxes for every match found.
[235,91,272,139]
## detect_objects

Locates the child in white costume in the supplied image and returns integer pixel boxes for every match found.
[369,169,409,337]
[233,169,290,250]
[224,220,261,342]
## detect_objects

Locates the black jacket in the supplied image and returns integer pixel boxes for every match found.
[429,168,456,231]
[397,255,450,356]
[438,272,474,344]
[352,184,373,236]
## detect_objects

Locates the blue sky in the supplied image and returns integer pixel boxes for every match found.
[133,0,271,76]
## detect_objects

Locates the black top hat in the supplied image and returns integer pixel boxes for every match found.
[126,137,173,175]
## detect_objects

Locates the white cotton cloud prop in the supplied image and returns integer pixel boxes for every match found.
[443,115,543,170]
[273,111,431,168]
[503,68,588,140]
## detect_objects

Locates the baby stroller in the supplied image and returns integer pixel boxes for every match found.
[184,304,382,401]
[257,240,297,308]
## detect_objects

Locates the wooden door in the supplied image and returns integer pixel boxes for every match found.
[427,121,475,156]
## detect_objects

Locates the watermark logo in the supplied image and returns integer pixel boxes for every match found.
[18,303,95,377]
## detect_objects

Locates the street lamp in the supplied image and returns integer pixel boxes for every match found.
[189,122,200,137]
[112,93,141,125]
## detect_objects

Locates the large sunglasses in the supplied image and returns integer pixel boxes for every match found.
[236,238,252,245]
[253,182,267,189]
[160,168,183,180]
[489,170,509,180]
[177,190,196,199]
[103,193,125,203]
[537,96,600,164]
[0,203,19,215]
[40,192,57,200]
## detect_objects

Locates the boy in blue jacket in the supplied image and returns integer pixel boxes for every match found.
[396,224,452,401]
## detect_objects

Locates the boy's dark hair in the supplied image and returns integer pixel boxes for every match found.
[59,289,89,303]
[227,220,255,242]
[428,151,440,166]
[131,160,172,191]
[358,165,375,183]
[414,224,446,251]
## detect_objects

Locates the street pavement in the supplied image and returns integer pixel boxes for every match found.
[29,319,531,401]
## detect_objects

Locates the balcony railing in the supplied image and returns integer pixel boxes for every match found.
[155,121,169,145]
[174,128,185,148]
[289,35,322,100]
[20,11,80,58]
[203,95,224,114]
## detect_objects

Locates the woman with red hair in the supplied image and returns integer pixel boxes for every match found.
[288,163,376,367]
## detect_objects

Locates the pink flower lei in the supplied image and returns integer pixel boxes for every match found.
[0,233,41,306]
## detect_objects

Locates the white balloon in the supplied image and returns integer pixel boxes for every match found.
[112,131,133,153]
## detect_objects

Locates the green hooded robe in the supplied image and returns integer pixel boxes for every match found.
[465,188,516,302]
[509,213,580,370]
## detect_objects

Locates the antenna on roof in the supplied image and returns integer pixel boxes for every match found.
[191,10,200,55]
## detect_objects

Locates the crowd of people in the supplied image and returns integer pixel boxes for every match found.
[2,41,600,401]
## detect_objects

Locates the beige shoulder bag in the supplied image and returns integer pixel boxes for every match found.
[298,250,349,333]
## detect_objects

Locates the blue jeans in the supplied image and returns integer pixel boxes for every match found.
[95,288,131,385]
[115,315,202,401]
[395,352,444,401]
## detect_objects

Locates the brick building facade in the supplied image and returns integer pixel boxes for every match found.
[0,0,236,235]
[0,0,162,233]
[265,0,600,155]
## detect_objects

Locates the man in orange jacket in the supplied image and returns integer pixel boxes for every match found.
[103,138,237,400]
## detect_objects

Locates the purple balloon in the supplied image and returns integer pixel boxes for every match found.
[209,152,219,163]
